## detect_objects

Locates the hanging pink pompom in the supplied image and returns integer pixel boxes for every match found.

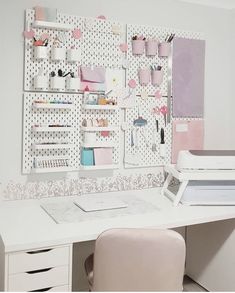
[72,28,82,39]
[155,90,162,99]
[128,79,137,89]
[119,43,128,52]
[23,29,35,39]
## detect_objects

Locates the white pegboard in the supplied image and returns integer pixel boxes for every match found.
[24,10,123,92]
[23,92,120,173]
[126,24,202,96]
[23,92,80,174]
[125,24,203,168]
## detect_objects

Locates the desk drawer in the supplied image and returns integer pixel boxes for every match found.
[8,266,69,292]
[8,245,70,274]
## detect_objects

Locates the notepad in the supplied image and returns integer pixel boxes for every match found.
[74,196,128,212]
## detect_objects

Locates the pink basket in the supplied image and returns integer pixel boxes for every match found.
[158,42,171,57]
[145,40,158,56]
[151,70,164,86]
[138,68,151,86]
[132,40,145,55]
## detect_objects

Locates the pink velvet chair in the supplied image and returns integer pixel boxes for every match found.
[84,228,186,291]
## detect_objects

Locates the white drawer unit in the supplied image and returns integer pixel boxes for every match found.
[5,244,72,292]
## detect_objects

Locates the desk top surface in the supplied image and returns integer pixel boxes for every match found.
[1,188,235,253]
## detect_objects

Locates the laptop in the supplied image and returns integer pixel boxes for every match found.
[74,196,128,212]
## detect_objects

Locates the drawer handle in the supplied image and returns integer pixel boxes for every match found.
[27,249,52,254]
[29,287,53,292]
[26,268,52,274]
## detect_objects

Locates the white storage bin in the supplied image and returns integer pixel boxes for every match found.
[34,75,48,90]
[51,47,66,61]
[66,77,80,91]
[67,48,81,62]
[50,76,65,91]
[34,46,48,60]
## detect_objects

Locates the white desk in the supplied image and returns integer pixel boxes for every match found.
[1,188,235,291]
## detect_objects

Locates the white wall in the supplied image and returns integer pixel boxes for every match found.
[0,0,234,194]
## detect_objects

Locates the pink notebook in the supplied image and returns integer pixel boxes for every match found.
[172,120,204,163]
[94,148,113,165]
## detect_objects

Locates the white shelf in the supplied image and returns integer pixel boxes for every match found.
[81,126,119,132]
[81,142,116,148]
[82,104,118,110]
[33,103,74,109]
[32,126,73,132]
[33,144,73,150]
[32,167,74,173]
[80,164,119,170]
[32,20,73,31]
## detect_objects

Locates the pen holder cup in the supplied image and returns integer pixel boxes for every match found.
[34,46,48,60]
[50,76,65,90]
[138,68,151,86]
[34,75,48,90]
[151,70,164,86]
[84,132,96,144]
[66,77,80,91]
[51,47,66,61]
[145,40,158,56]
[132,40,145,55]
[158,42,171,57]
[67,48,81,63]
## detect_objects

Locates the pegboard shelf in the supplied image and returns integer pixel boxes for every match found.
[32,20,74,31]
[81,142,116,148]
[33,103,74,109]
[80,164,119,170]
[82,104,118,110]
[81,126,119,132]
[32,166,74,173]
[33,143,73,150]
[32,126,73,132]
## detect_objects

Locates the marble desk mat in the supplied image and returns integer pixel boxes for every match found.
[41,195,159,224]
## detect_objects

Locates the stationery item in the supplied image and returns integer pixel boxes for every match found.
[132,39,145,55]
[105,69,123,94]
[172,37,205,117]
[81,148,94,166]
[145,39,159,56]
[159,128,165,158]
[158,42,171,57]
[118,88,136,108]
[160,106,168,127]
[151,69,164,86]
[34,6,57,22]
[172,120,204,163]
[155,119,159,132]
[151,130,157,152]
[133,116,147,127]
[94,148,113,165]
[80,66,106,91]
[138,67,151,86]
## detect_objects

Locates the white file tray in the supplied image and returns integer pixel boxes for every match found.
[161,164,235,206]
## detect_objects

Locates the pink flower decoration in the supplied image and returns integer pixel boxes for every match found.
[128,79,137,89]
[119,43,128,52]
[160,105,168,115]
[97,15,106,20]
[41,33,49,41]
[23,29,35,39]
[72,28,82,39]
[155,90,162,99]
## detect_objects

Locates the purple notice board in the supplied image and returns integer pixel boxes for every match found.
[172,37,205,117]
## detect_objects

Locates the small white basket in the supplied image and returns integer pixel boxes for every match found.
[51,47,66,61]
[34,75,48,90]
[50,76,65,90]
[34,46,48,60]
[67,48,81,62]
[66,77,80,91]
